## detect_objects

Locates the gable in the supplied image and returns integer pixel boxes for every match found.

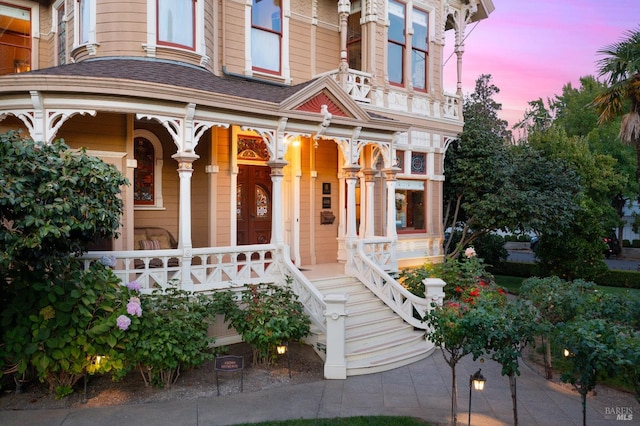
[295,91,349,118]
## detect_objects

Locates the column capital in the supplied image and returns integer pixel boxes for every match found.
[382,166,401,180]
[363,168,378,181]
[343,165,362,179]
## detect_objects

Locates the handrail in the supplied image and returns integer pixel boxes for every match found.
[352,240,430,329]
[276,246,327,333]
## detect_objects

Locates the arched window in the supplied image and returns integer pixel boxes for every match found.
[133,130,164,209]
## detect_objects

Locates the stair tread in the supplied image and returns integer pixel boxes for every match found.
[347,341,434,369]
[347,332,425,355]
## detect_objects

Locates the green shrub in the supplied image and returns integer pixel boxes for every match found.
[487,261,537,278]
[633,240,640,248]
[593,270,640,289]
[1,260,134,398]
[623,239,631,247]
[213,281,311,366]
[119,286,217,388]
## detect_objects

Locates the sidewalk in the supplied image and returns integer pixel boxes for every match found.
[2,350,638,426]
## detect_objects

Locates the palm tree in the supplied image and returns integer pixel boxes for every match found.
[592,28,640,185]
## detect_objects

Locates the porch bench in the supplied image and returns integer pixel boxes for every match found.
[134,227,179,268]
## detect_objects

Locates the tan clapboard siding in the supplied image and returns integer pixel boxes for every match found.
[59,113,127,152]
[222,1,246,73]
[97,0,147,57]
[314,26,340,74]
[288,17,313,83]
[191,135,212,248]
[37,6,53,69]
[313,140,338,264]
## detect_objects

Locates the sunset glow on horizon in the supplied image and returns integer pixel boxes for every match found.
[443,1,640,130]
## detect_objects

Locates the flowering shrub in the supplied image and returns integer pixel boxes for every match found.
[117,286,217,388]
[1,260,137,398]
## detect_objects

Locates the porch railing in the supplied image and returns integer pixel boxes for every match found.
[351,240,433,329]
[361,237,394,271]
[81,245,327,333]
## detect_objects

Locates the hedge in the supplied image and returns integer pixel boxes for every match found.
[488,261,640,289]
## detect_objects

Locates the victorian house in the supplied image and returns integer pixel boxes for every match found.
[0,0,494,378]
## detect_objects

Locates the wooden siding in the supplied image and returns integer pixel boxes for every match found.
[312,139,339,264]
[96,0,147,57]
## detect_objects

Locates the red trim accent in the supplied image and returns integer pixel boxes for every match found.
[296,93,348,117]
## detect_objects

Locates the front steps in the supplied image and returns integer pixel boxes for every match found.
[311,275,435,376]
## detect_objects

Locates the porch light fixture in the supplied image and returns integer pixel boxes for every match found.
[468,368,486,426]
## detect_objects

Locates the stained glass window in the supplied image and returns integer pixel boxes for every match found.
[134,138,154,205]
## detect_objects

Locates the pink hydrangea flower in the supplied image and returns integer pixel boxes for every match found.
[116,315,131,331]
[126,281,141,291]
[126,299,142,317]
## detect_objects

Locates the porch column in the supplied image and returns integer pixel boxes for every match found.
[363,169,377,238]
[172,153,199,291]
[383,167,400,271]
[344,165,361,274]
[268,159,288,247]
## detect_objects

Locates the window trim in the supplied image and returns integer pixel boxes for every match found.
[133,130,164,210]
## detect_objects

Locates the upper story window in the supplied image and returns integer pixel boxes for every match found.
[54,0,66,65]
[251,0,281,73]
[347,8,361,70]
[387,0,405,85]
[388,2,430,91]
[411,8,428,91]
[157,0,195,49]
[74,0,96,52]
[0,2,32,76]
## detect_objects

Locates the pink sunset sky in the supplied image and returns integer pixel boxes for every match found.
[442,1,640,130]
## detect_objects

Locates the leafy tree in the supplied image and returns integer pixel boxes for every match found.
[444,75,581,258]
[470,299,539,426]
[558,319,624,426]
[527,126,626,279]
[519,277,593,379]
[592,27,640,185]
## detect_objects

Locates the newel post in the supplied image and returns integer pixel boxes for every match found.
[423,278,446,307]
[323,294,348,379]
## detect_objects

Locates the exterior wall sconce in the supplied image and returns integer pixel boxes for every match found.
[468,368,486,426]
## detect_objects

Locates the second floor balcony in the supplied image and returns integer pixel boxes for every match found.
[319,68,462,123]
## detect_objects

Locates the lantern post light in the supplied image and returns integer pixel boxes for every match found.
[276,343,291,378]
[468,368,486,426]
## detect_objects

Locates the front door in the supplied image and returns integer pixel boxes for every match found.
[237,165,272,245]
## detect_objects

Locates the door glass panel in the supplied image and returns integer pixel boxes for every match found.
[237,184,243,220]
[255,185,269,218]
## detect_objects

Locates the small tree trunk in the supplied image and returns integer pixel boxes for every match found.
[581,391,587,426]
[543,334,553,379]
[451,364,458,426]
[509,373,518,426]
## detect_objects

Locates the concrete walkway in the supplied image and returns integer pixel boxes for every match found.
[2,350,638,426]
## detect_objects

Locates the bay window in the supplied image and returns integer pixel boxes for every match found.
[157,0,195,49]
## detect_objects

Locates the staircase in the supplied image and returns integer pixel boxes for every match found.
[311,275,435,376]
